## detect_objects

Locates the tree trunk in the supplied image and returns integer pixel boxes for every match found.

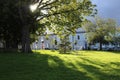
[21,25,32,53]
[99,41,102,50]
[12,40,18,49]
[18,2,32,53]
[5,40,10,49]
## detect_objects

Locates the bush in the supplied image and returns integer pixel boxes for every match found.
[59,41,71,54]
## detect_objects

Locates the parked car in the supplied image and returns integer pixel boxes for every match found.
[114,47,120,51]
[102,47,109,51]
[102,46,114,51]
[90,46,99,50]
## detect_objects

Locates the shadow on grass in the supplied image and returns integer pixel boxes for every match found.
[78,57,120,80]
[0,52,91,80]
[0,51,120,80]
[110,51,120,54]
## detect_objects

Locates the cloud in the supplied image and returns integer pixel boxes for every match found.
[91,0,120,25]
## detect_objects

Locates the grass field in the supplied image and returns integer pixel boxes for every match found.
[0,50,120,80]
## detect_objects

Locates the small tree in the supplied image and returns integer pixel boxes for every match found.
[84,17,116,50]
[112,27,120,46]
[59,34,71,54]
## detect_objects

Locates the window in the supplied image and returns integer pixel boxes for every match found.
[78,35,80,40]
[55,40,57,45]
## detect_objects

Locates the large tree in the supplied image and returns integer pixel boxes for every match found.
[0,0,22,50]
[84,17,116,50]
[0,0,96,53]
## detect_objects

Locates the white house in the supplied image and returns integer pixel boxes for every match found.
[31,28,88,50]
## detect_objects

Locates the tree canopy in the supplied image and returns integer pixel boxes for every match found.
[84,17,117,50]
[0,0,96,53]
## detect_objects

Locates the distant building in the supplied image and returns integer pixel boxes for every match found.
[31,28,88,50]
[31,27,120,50]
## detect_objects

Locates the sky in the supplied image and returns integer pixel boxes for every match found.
[91,0,120,25]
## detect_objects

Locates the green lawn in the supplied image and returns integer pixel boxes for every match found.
[0,50,120,80]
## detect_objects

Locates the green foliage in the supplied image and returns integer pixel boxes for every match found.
[0,0,96,52]
[59,36,72,54]
[0,0,22,49]
[40,0,97,35]
[39,0,97,53]
[84,17,117,50]
[112,27,120,45]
